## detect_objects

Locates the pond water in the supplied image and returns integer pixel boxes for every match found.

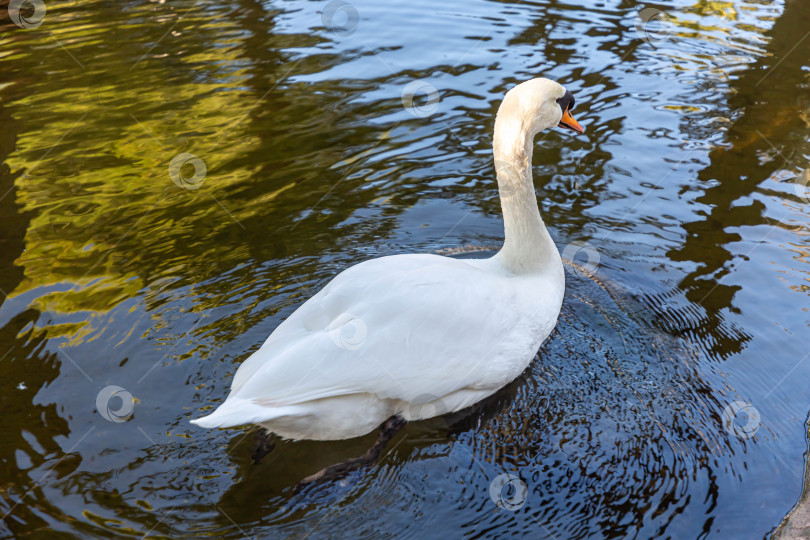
[1,0,809,537]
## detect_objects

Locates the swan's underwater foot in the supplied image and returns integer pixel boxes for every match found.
[297,416,407,487]
[251,429,276,464]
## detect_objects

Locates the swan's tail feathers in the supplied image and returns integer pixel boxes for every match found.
[190,398,293,429]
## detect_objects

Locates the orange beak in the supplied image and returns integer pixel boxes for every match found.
[559,106,585,134]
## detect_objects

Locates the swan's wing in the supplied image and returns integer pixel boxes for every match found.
[212,254,558,422]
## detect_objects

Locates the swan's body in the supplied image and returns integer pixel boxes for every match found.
[192,78,584,440]
[195,254,562,440]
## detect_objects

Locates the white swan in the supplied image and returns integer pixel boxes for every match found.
[191,78,584,442]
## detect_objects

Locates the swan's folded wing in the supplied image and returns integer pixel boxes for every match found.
[226,254,550,408]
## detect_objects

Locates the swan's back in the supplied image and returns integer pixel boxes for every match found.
[191,253,562,438]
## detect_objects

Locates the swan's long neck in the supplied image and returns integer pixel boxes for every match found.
[492,114,560,275]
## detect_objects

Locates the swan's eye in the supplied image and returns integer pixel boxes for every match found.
[556,91,575,113]
[556,90,585,134]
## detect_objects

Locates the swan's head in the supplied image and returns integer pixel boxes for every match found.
[499,78,585,136]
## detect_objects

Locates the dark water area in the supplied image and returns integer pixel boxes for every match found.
[1,0,809,537]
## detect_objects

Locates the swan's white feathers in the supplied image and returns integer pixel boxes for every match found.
[247,255,540,399]
[192,254,562,435]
